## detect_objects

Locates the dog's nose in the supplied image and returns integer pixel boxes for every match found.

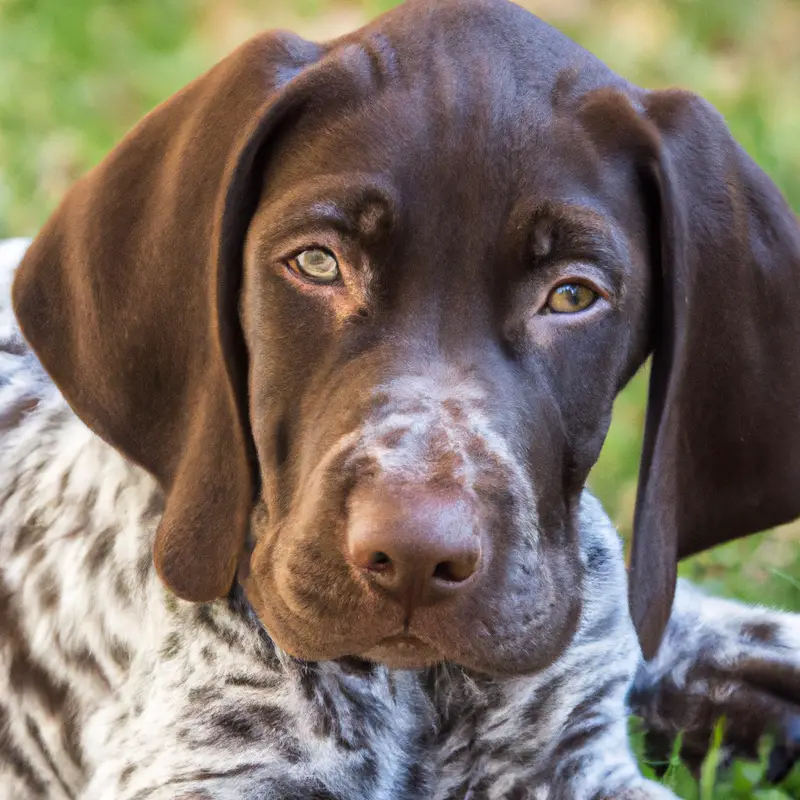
[346,485,481,609]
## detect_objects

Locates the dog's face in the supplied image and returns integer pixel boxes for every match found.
[239,71,652,671]
[12,0,800,674]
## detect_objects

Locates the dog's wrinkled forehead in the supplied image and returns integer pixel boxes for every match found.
[272,1,624,192]
[350,0,616,99]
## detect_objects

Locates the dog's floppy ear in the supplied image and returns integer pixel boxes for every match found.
[12,32,324,602]
[630,90,800,658]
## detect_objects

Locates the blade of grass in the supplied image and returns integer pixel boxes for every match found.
[700,718,726,800]
[769,568,800,593]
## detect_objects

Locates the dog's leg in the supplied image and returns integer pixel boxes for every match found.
[630,579,800,777]
[530,639,676,800]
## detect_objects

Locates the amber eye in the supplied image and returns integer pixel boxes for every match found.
[545,282,598,314]
[288,248,340,283]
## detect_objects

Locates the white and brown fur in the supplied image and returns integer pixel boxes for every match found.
[3,238,800,799]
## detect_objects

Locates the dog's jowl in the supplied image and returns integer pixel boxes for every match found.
[3,1,800,798]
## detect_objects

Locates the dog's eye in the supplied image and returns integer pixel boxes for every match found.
[289,248,340,283]
[545,283,597,314]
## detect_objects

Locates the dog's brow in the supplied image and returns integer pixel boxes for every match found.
[531,204,626,267]
[357,202,389,238]
[260,200,356,241]
[257,180,396,246]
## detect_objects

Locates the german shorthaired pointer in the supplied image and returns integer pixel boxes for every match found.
[3,1,800,797]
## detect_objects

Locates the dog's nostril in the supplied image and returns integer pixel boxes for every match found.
[366,551,392,571]
[432,555,477,583]
[347,485,483,606]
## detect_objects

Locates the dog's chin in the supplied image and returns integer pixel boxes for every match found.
[273,630,571,677]
[244,564,581,676]
[249,595,578,676]
[359,635,442,671]
[263,624,443,670]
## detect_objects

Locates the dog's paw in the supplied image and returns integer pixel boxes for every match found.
[631,581,800,775]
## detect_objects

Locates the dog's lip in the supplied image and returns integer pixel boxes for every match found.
[378,632,428,647]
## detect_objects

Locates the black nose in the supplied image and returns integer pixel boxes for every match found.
[346,484,482,611]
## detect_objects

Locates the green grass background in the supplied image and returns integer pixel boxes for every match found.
[2,0,799,795]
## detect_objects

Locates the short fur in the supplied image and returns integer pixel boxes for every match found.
[4,0,800,796]
[4,247,800,796]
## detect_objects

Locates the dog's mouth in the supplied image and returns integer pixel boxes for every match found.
[243,490,585,675]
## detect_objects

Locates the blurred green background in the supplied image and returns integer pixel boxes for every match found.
[2,1,800,794]
[1,0,799,606]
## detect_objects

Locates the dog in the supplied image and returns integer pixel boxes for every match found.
[3,0,800,797]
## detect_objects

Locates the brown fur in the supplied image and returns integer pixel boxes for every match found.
[11,0,800,677]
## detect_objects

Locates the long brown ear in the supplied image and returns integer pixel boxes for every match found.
[11,32,323,602]
[630,90,800,658]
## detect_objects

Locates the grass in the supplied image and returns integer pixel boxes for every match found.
[1,0,798,795]
[630,719,800,799]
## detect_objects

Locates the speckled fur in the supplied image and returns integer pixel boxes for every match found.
[2,236,798,799]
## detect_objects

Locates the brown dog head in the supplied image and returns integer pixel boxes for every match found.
[12,0,800,671]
